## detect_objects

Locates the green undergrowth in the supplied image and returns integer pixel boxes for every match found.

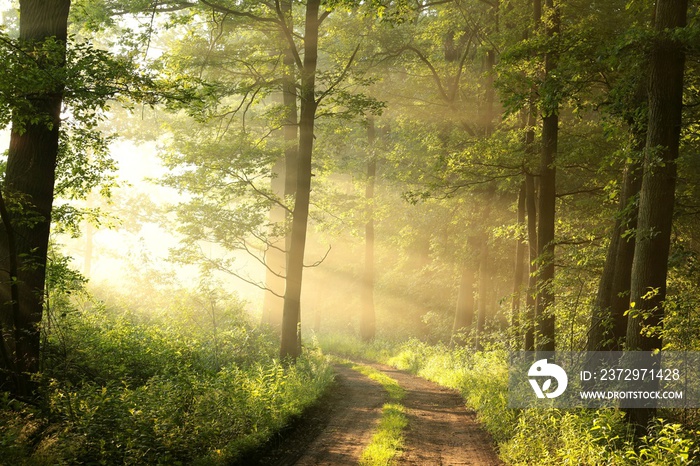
[1,295,334,465]
[319,333,700,465]
[335,358,408,465]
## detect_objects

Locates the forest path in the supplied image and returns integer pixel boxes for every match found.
[364,362,502,465]
[242,362,501,465]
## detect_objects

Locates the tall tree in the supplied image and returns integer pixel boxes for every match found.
[0,0,71,397]
[262,0,299,329]
[583,0,652,352]
[524,171,538,350]
[360,119,377,341]
[279,0,322,359]
[587,139,643,351]
[625,0,689,432]
[278,2,381,358]
[535,0,559,352]
[626,0,689,351]
[510,181,527,347]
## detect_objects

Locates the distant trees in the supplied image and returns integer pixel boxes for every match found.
[2,4,699,438]
[145,1,384,359]
[54,0,698,441]
[7,0,691,374]
[360,119,377,341]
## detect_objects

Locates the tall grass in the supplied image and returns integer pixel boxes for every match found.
[1,297,334,465]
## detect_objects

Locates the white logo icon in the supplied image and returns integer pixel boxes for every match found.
[528,359,568,399]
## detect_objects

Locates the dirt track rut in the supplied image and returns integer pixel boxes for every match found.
[366,362,502,465]
[245,362,501,465]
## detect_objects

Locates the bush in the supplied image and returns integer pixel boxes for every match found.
[1,289,334,465]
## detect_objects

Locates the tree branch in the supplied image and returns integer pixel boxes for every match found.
[274,0,304,70]
[405,46,450,102]
[196,245,286,297]
[555,187,603,198]
[199,0,280,25]
[304,244,331,268]
[317,42,362,104]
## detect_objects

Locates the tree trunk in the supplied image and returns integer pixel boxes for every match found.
[523,147,538,350]
[608,157,642,348]
[452,256,476,343]
[626,0,687,351]
[282,4,300,333]
[0,0,71,397]
[625,0,688,433]
[360,119,377,341]
[280,0,320,360]
[281,0,299,256]
[511,181,527,348]
[535,0,559,353]
[261,155,287,328]
[0,190,19,390]
[588,142,643,351]
[475,234,489,351]
[263,0,298,330]
[523,0,540,353]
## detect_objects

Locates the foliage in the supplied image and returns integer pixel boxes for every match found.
[0,281,334,465]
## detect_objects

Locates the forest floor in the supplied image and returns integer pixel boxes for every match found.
[240,361,502,466]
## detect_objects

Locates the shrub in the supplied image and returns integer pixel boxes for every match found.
[1,290,334,465]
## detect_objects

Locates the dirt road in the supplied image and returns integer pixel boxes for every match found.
[243,362,502,466]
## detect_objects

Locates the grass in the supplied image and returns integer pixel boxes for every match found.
[360,403,408,466]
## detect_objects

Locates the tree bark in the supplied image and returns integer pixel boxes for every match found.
[524,144,538,350]
[625,0,688,433]
[626,0,687,351]
[360,119,377,341]
[534,0,558,353]
[0,190,19,388]
[511,181,527,348]
[588,211,621,351]
[262,3,298,329]
[588,143,643,351]
[0,0,71,397]
[608,157,642,348]
[280,0,320,360]
[475,234,490,351]
[452,255,476,343]
[523,0,541,353]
